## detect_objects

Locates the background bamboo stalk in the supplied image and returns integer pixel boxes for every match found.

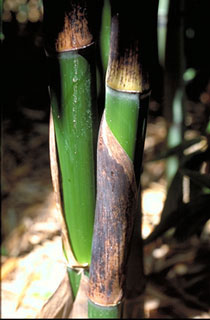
[99,0,111,75]
[162,0,186,185]
[96,0,111,120]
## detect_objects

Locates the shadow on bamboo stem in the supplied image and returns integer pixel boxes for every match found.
[122,95,150,319]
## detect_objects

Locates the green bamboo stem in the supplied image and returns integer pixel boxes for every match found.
[88,2,150,317]
[105,86,140,160]
[122,94,150,319]
[99,0,111,74]
[163,0,186,186]
[96,0,111,120]
[157,0,170,68]
[88,300,121,319]
[167,88,184,183]
[133,95,150,186]
[44,0,97,300]
[49,49,96,264]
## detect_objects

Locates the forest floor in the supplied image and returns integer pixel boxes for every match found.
[2,106,210,318]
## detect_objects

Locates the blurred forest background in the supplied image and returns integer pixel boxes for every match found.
[1,0,210,318]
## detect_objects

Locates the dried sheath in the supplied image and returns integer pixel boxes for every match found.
[88,115,137,306]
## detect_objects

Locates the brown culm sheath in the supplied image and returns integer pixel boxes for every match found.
[88,114,137,306]
[43,0,94,55]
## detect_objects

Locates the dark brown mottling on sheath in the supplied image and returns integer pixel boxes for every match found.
[55,8,93,52]
[43,1,93,54]
[106,11,149,93]
[88,114,137,306]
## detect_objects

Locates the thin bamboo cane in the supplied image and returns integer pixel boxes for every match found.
[162,0,186,185]
[88,1,150,317]
[43,0,97,298]
[96,0,111,120]
[99,0,111,75]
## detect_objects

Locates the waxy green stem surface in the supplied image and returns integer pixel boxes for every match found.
[50,48,96,265]
[105,86,140,161]
[88,300,121,319]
